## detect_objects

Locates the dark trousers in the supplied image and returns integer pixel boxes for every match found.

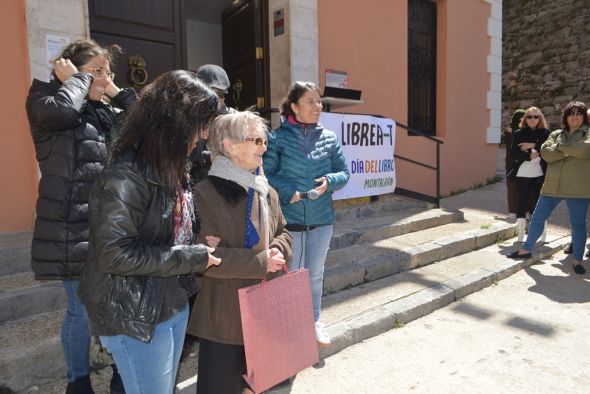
[516,176,544,218]
[197,338,247,394]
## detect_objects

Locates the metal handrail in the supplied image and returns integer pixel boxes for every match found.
[326,111,443,208]
[393,121,443,208]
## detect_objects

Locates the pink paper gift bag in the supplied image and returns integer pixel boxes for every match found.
[238,268,319,393]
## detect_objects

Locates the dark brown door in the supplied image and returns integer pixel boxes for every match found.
[222,0,269,113]
[88,0,186,90]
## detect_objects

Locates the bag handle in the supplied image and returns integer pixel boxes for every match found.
[261,264,289,286]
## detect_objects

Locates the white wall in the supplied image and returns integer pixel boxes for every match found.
[186,18,222,72]
[25,0,88,81]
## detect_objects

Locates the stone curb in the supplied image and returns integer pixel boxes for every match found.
[0,282,67,323]
[319,238,568,360]
[323,221,517,295]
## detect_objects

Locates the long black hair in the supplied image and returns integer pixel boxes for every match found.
[110,70,219,190]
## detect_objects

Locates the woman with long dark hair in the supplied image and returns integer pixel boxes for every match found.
[79,70,221,393]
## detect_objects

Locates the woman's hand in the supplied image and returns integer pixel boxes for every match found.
[290,191,302,204]
[104,75,121,98]
[314,177,328,196]
[530,149,540,159]
[205,235,221,248]
[266,248,286,273]
[54,58,78,82]
[206,246,221,268]
[518,142,535,151]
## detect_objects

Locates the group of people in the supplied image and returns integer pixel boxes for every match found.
[26,39,349,394]
[504,102,590,275]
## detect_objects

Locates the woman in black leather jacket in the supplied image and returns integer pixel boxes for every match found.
[25,39,137,393]
[79,70,221,393]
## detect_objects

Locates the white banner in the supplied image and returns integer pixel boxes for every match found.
[319,112,396,200]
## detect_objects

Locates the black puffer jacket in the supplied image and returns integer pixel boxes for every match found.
[25,74,137,280]
[79,149,209,342]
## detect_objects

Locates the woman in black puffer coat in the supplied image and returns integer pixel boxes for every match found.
[25,38,137,393]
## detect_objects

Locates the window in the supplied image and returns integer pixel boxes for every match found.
[408,0,437,136]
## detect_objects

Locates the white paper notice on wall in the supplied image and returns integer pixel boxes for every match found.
[325,69,348,88]
[46,35,71,81]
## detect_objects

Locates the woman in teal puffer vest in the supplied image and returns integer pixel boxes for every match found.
[264,81,350,346]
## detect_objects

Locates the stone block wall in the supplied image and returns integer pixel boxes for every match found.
[502,0,590,132]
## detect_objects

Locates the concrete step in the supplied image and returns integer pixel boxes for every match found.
[0,276,67,323]
[0,310,65,392]
[317,235,569,360]
[0,230,32,277]
[323,219,517,295]
[330,207,463,250]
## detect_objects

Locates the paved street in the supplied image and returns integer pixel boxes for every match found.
[269,251,590,393]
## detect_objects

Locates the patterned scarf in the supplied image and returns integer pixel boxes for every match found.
[173,180,195,246]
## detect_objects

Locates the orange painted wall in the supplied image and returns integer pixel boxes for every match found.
[318,0,496,197]
[0,0,37,232]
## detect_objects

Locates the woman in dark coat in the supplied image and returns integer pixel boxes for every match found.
[509,107,550,241]
[504,109,525,218]
[25,38,136,393]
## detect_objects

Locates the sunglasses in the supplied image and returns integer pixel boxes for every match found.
[245,137,267,147]
[526,115,540,119]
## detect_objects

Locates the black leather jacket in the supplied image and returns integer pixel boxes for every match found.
[79,149,208,342]
[26,74,137,280]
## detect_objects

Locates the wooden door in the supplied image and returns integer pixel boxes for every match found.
[88,0,186,90]
[222,0,269,113]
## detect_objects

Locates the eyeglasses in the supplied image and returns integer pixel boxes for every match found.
[526,115,540,119]
[568,112,583,117]
[212,88,227,99]
[87,67,115,80]
[245,137,267,147]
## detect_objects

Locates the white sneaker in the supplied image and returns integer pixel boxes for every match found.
[315,321,331,346]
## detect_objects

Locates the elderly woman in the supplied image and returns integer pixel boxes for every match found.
[508,101,590,275]
[187,111,293,394]
[509,106,550,241]
[79,70,221,393]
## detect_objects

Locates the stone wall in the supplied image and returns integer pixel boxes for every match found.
[502,0,590,132]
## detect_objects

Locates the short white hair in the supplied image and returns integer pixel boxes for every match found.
[208,111,268,160]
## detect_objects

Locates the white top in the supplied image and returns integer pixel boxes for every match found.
[516,155,543,178]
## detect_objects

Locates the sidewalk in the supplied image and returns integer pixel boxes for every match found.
[269,251,590,393]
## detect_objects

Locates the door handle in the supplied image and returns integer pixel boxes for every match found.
[128,54,149,88]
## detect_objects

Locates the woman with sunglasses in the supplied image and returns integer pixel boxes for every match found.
[187,111,292,393]
[26,38,137,393]
[263,81,350,347]
[508,101,590,275]
[508,107,550,242]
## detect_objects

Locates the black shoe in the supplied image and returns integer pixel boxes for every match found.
[564,243,573,254]
[110,363,125,394]
[66,375,95,394]
[507,250,531,259]
[573,264,586,275]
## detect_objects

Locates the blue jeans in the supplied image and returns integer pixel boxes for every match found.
[288,225,333,322]
[100,305,189,394]
[524,196,589,260]
[62,280,90,382]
